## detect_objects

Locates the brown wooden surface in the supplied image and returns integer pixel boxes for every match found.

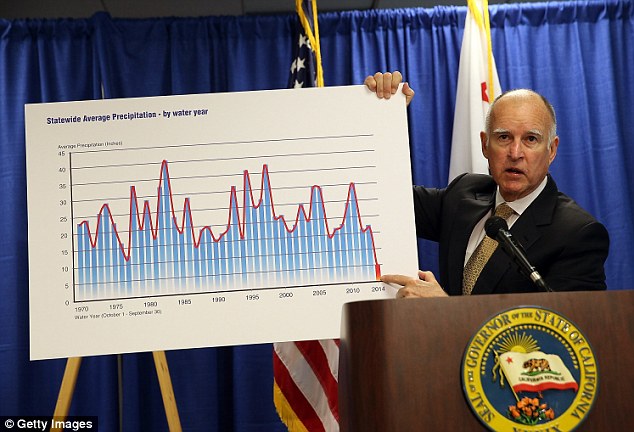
[153,351,182,432]
[339,290,634,431]
[52,357,83,432]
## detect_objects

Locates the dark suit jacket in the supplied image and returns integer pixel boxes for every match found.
[413,173,609,295]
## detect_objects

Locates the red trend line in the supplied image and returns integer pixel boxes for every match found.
[78,160,381,277]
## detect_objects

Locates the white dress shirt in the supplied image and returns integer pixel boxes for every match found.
[464,176,548,266]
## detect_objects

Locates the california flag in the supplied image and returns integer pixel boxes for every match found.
[499,351,579,393]
[448,0,502,182]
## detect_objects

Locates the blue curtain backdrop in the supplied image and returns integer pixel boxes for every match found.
[1,0,632,430]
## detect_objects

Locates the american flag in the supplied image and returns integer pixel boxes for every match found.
[273,2,339,431]
[288,0,323,89]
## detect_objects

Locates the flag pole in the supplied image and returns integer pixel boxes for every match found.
[494,350,520,402]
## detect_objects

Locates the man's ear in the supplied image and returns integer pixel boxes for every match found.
[480,131,489,159]
[548,136,559,165]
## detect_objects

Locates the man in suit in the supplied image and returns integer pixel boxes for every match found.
[365,72,609,298]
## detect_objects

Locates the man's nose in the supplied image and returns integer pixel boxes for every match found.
[508,140,523,159]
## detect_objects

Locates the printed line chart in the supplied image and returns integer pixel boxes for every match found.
[25,86,419,359]
[70,136,383,301]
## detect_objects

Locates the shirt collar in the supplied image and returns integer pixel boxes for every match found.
[495,176,548,216]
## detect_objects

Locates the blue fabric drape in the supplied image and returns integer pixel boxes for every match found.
[92,12,293,97]
[0,18,119,430]
[1,1,632,430]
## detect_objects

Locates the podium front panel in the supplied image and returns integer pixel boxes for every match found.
[339,290,634,432]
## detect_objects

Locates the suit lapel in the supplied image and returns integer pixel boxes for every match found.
[447,192,495,295]
[472,175,558,294]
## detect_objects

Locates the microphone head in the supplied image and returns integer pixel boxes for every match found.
[485,216,509,239]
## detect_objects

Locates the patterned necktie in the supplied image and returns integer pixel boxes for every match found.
[462,203,515,295]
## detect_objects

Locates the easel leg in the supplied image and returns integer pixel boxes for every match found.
[52,353,181,431]
[153,351,182,432]
[52,357,82,432]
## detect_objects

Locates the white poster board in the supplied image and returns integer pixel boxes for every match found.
[25,85,419,360]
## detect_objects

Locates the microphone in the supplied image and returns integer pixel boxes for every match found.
[485,216,553,292]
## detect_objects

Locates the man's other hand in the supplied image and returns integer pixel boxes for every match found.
[364,71,415,106]
[381,270,447,298]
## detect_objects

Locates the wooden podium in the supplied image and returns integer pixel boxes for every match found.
[339,290,634,431]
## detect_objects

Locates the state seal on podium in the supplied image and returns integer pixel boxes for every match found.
[461,306,598,431]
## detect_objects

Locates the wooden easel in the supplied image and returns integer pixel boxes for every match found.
[52,351,182,432]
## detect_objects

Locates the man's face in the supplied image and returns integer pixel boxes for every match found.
[481,92,559,202]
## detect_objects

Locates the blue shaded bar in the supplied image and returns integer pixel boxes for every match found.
[136,220,144,292]
[278,217,288,285]
[252,204,260,279]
